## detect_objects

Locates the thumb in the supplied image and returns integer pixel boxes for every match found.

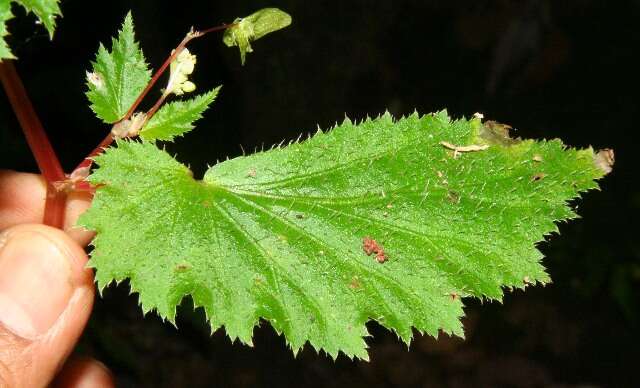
[0,224,95,388]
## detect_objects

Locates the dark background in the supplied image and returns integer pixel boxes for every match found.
[2,0,639,387]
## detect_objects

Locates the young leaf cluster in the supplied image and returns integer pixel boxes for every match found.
[0,0,61,60]
[84,13,218,142]
[77,11,608,359]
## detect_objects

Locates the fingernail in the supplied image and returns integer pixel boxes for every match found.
[0,231,74,339]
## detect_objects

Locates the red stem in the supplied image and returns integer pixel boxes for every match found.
[198,23,234,36]
[43,190,67,227]
[0,60,67,229]
[145,93,168,122]
[75,133,113,171]
[0,61,65,183]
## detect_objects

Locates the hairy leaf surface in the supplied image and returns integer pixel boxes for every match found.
[0,0,13,60]
[86,13,150,123]
[140,88,220,142]
[16,0,61,37]
[79,112,606,359]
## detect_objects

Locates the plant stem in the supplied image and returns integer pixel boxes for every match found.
[0,61,65,183]
[74,133,113,171]
[72,22,234,174]
[0,60,67,229]
[145,93,169,123]
[43,190,67,227]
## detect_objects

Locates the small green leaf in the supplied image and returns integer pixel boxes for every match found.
[86,12,151,124]
[79,112,607,359]
[223,8,291,65]
[0,0,14,60]
[140,87,220,142]
[15,0,61,38]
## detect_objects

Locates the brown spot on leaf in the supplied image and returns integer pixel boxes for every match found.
[363,237,380,255]
[175,263,191,271]
[447,190,461,204]
[449,292,459,301]
[202,200,211,208]
[531,172,546,182]
[247,168,257,178]
[295,214,304,219]
[349,276,361,290]
[363,237,388,263]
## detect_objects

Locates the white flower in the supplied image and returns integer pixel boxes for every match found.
[166,48,197,96]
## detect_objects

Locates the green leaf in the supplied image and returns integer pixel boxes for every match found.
[0,0,14,60]
[79,112,607,359]
[86,12,151,124]
[223,8,291,65]
[140,88,220,142]
[15,0,61,38]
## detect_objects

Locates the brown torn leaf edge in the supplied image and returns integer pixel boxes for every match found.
[479,120,521,146]
[594,148,614,175]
